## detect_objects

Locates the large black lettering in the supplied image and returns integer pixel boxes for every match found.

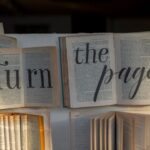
[5,70,20,89]
[27,69,37,88]
[118,67,133,83]
[85,43,97,64]
[39,69,53,88]
[74,48,84,64]
[93,65,113,102]
[129,67,145,99]
[98,48,109,63]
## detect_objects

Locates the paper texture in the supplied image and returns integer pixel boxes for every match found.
[116,112,150,150]
[0,48,22,108]
[0,116,5,150]
[115,33,150,105]
[70,111,92,150]
[62,33,116,108]
[50,108,70,150]
[8,33,63,107]
[0,46,59,109]
[22,46,59,107]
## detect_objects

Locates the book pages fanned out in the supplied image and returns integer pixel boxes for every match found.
[0,46,59,109]
[90,111,150,150]
[69,108,111,150]
[21,114,45,150]
[0,113,45,150]
[0,108,52,150]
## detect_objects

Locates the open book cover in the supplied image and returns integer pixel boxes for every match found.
[60,32,150,108]
[0,46,60,109]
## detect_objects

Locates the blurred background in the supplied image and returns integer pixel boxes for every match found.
[0,0,150,33]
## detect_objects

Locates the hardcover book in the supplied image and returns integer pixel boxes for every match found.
[60,32,150,108]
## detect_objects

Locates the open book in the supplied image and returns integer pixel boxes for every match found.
[0,113,45,150]
[60,32,150,108]
[91,111,150,150]
[0,46,60,109]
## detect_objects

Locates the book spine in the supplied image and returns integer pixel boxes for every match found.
[60,37,71,107]
[39,116,45,150]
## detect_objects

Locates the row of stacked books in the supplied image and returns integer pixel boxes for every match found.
[1,22,150,150]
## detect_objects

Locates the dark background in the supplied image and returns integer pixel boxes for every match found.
[0,0,150,33]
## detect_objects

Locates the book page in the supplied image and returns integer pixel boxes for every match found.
[108,114,115,150]
[27,115,43,150]
[116,113,134,150]
[93,117,101,150]
[133,115,147,150]
[0,35,17,48]
[122,116,134,150]
[70,109,113,150]
[90,119,94,150]
[21,114,45,150]
[21,115,27,150]
[62,33,116,108]
[145,116,150,150]
[116,112,150,150]
[4,116,10,150]
[126,113,150,150]
[70,111,93,150]
[100,118,105,150]
[22,46,60,107]
[0,48,23,109]
[9,115,16,150]
[115,32,150,105]
[0,116,5,150]
[116,114,123,150]
[103,113,114,150]
[14,115,21,150]
[50,108,70,150]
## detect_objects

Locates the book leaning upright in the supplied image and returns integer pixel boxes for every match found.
[60,32,150,108]
[0,46,60,109]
